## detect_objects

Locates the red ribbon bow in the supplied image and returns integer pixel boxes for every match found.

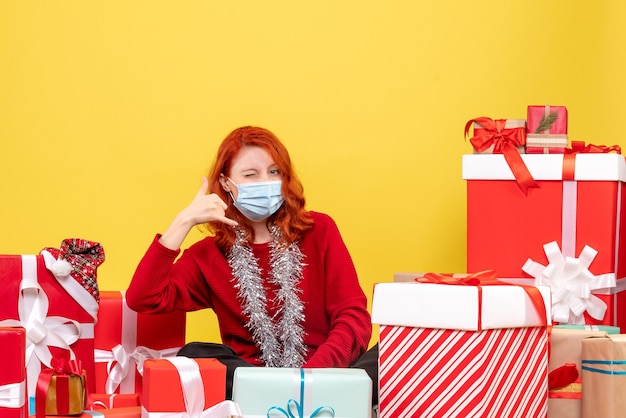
[50,356,83,375]
[36,355,86,418]
[465,117,539,195]
[417,270,548,330]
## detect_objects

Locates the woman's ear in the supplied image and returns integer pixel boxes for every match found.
[219,175,231,192]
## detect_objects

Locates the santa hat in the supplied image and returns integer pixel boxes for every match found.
[42,238,105,303]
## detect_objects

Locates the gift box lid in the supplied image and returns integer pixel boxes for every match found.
[371,282,551,330]
[462,153,626,182]
[554,324,621,334]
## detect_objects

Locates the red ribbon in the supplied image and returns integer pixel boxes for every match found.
[548,363,579,390]
[35,356,85,418]
[562,141,621,181]
[567,140,621,155]
[417,270,547,330]
[465,117,539,194]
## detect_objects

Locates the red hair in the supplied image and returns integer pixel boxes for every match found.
[205,126,313,251]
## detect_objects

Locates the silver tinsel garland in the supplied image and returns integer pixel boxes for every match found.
[228,224,307,367]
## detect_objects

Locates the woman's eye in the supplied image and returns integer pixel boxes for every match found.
[270,169,280,175]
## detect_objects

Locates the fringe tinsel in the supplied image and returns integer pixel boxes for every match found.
[228,224,307,367]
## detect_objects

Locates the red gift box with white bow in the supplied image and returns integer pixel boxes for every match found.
[142,357,238,417]
[0,249,102,400]
[93,291,186,397]
[463,152,626,328]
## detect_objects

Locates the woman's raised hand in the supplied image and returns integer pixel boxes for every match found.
[185,177,238,227]
[159,177,238,250]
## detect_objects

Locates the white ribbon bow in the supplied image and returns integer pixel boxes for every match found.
[143,357,242,418]
[0,381,25,408]
[94,344,179,394]
[522,241,616,324]
[0,255,82,396]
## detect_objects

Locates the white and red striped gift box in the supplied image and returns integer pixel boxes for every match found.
[372,280,551,418]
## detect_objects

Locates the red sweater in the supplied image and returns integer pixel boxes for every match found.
[126,211,372,368]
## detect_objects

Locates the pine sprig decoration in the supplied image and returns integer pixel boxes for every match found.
[534,110,559,133]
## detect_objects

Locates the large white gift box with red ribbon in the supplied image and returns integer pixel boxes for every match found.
[464,153,626,328]
[371,278,551,418]
[93,291,186,397]
[232,367,372,418]
[0,253,100,401]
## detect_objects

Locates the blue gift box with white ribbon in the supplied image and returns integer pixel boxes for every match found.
[232,368,372,418]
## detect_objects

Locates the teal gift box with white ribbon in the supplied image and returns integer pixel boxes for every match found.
[232,368,372,418]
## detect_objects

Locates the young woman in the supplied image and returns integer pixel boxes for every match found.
[126,126,376,400]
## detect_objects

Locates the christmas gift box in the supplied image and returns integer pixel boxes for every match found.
[35,357,87,418]
[0,327,27,418]
[465,118,526,154]
[84,407,142,417]
[0,240,104,403]
[33,407,142,418]
[463,152,626,328]
[93,291,185,396]
[527,105,568,135]
[465,117,537,194]
[232,367,372,418]
[581,334,626,417]
[526,105,569,154]
[89,394,140,410]
[142,357,238,417]
[371,273,551,418]
[547,327,610,418]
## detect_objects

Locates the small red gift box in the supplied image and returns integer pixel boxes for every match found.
[527,105,568,135]
[0,327,27,418]
[0,251,101,399]
[31,406,142,418]
[89,393,140,410]
[142,358,231,416]
[93,291,186,396]
[464,153,626,328]
[371,276,551,418]
[35,357,87,418]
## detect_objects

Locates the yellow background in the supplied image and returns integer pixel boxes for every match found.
[2,1,625,346]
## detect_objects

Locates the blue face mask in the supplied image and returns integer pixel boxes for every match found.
[228,178,285,222]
